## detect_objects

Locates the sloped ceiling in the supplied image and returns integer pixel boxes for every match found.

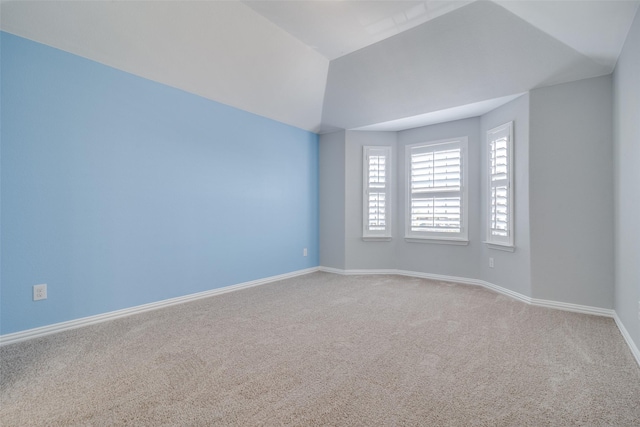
[1,1,638,133]
[322,0,614,130]
[0,1,330,133]
[243,0,474,60]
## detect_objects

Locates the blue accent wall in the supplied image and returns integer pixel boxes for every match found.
[0,32,319,335]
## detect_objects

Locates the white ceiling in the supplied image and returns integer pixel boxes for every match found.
[242,0,474,60]
[243,1,639,69]
[495,0,638,69]
[353,93,525,131]
[1,1,639,133]
[0,1,330,132]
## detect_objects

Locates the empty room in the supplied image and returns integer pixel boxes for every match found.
[1,0,639,425]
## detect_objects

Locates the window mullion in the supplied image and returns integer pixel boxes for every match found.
[406,137,467,241]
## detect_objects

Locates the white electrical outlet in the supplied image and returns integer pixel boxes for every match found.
[303,248,308,257]
[33,284,47,301]
[489,258,494,268]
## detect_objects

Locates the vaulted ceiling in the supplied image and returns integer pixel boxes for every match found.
[1,1,638,133]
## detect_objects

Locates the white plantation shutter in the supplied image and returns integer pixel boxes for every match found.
[363,146,391,239]
[487,122,514,246]
[406,138,468,241]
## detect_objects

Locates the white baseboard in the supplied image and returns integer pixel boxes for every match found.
[4,266,637,369]
[529,297,615,317]
[613,313,640,367]
[0,267,319,346]
[319,266,395,276]
[319,266,638,367]
[320,266,613,317]
[395,269,536,306]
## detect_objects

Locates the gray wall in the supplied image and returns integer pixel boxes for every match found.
[480,94,532,297]
[529,75,614,308]
[320,108,533,297]
[613,10,640,350]
[319,78,617,313]
[322,1,609,131]
[395,118,482,279]
[319,131,346,269]
[344,131,397,270]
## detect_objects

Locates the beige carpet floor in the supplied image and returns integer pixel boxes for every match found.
[1,272,639,426]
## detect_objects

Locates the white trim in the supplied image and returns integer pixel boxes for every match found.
[404,238,469,246]
[405,137,469,241]
[0,267,319,346]
[4,266,637,369]
[486,121,514,247]
[363,145,392,239]
[318,267,640,365]
[473,277,532,305]
[362,237,392,242]
[529,297,614,317]
[318,266,347,275]
[319,266,396,276]
[484,242,516,252]
[322,267,616,317]
[613,313,640,368]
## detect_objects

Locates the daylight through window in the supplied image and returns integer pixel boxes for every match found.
[406,138,468,241]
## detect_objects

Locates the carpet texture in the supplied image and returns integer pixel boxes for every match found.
[1,272,639,426]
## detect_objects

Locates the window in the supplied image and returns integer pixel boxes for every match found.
[363,146,391,240]
[406,138,468,242]
[487,122,514,247]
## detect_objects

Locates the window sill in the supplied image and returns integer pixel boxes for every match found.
[484,242,516,252]
[362,236,392,242]
[404,237,469,246]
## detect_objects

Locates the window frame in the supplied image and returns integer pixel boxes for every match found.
[404,137,469,243]
[486,121,514,248]
[362,145,392,241]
